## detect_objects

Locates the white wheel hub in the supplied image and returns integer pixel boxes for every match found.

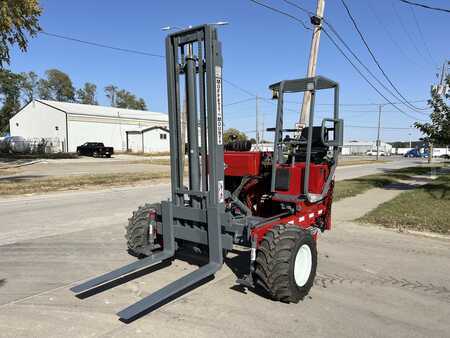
[294,244,312,287]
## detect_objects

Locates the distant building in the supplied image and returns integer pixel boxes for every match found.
[10,100,169,153]
[126,126,170,153]
[342,141,392,155]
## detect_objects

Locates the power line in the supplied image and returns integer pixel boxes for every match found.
[321,28,422,121]
[339,0,428,112]
[347,125,411,130]
[42,30,263,103]
[323,21,428,115]
[280,0,313,15]
[222,79,257,97]
[398,0,450,13]
[280,0,429,116]
[391,1,432,68]
[41,28,427,111]
[409,6,437,66]
[41,31,165,58]
[367,0,424,70]
[224,97,256,106]
[248,0,311,30]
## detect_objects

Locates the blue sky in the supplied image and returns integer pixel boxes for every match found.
[8,0,449,142]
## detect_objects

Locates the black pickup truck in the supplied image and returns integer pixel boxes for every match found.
[76,142,114,158]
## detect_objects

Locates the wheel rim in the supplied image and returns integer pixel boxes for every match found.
[294,244,312,287]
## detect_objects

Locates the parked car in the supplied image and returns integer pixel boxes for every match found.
[76,142,114,158]
[404,149,429,158]
[366,149,386,156]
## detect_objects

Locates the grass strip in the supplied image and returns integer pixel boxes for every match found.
[358,172,450,234]
[0,172,170,196]
[333,165,443,201]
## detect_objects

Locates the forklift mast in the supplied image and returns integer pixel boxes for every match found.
[71,25,230,321]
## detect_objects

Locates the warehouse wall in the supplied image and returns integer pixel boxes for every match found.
[67,115,168,152]
[10,101,67,147]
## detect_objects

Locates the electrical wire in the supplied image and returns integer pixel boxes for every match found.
[391,1,432,68]
[248,0,311,30]
[41,24,428,123]
[41,31,165,58]
[339,0,428,111]
[280,0,429,115]
[322,28,422,121]
[367,0,424,70]
[222,79,257,97]
[224,97,256,106]
[280,0,313,16]
[409,6,437,66]
[346,125,411,130]
[398,0,450,14]
[323,21,428,115]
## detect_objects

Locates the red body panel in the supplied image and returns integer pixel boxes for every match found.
[223,150,334,248]
[251,197,333,245]
[274,163,329,196]
[224,151,262,176]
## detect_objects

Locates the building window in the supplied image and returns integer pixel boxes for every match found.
[55,126,59,131]
[16,123,19,127]
[160,133,167,140]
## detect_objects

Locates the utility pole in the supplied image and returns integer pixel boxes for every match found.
[299,0,325,128]
[409,125,412,149]
[255,95,260,149]
[376,104,382,161]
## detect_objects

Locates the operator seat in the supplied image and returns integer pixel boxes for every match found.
[291,126,329,164]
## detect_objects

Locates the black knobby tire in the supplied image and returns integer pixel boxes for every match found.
[254,224,317,303]
[125,204,153,257]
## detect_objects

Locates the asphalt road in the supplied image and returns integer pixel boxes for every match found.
[0,158,448,337]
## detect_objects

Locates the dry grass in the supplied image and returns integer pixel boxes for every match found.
[0,172,170,196]
[0,169,18,177]
[0,153,79,160]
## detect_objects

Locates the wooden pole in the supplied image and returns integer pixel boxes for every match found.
[299,0,325,127]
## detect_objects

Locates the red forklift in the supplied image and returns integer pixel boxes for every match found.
[71,24,343,321]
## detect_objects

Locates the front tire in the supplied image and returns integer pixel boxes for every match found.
[254,224,317,303]
[126,204,152,257]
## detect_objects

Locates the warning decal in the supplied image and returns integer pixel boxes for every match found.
[218,179,224,203]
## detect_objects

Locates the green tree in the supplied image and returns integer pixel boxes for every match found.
[38,69,75,102]
[0,69,22,133]
[415,77,450,161]
[105,84,118,107]
[115,89,147,110]
[20,71,38,102]
[76,82,98,105]
[224,128,248,143]
[0,0,42,68]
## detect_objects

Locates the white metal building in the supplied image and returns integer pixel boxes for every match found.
[9,100,169,153]
[342,141,392,155]
[126,126,170,153]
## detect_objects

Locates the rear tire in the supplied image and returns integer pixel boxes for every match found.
[126,204,153,258]
[254,224,317,303]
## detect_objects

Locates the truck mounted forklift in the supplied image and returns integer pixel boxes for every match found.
[71,24,343,321]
